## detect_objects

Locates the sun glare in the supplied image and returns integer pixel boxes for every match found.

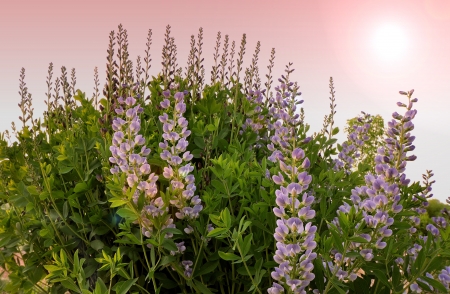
[371,24,408,62]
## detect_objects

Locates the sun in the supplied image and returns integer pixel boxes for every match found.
[371,24,408,62]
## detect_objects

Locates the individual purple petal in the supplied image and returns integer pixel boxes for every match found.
[160,99,170,109]
[125,96,136,106]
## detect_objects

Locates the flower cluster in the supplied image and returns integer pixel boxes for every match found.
[241,89,268,148]
[328,90,418,283]
[407,266,450,293]
[159,88,202,224]
[333,114,371,174]
[438,267,450,291]
[267,76,317,294]
[181,260,193,278]
[110,93,174,238]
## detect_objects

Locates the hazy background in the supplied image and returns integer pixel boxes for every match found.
[1,0,449,202]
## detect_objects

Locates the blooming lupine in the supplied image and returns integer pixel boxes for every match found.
[267,75,317,294]
[328,90,419,284]
[158,87,203,224]
[241,88,268,148]
[333,114,371,174]
[109,89,174,238]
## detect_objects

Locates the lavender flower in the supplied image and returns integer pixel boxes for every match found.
[181,260,193,278]
[406,266,450,293]
[333,114,371,174]
[267,73,317,294]
[438,266,450,290]
[241,89,268,148]
[109,89,173,238]
[158,90,203,225]
[328,90,419,283]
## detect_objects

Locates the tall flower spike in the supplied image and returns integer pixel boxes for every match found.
[109,87,174,239]
[334,113,372,174]
[241,88,267,148]
[267,72,317,294]
[158,88,203,225]
[328,90,419,284]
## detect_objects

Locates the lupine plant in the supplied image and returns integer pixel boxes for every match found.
[0,24,449,294]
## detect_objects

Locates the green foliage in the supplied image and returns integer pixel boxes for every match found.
[426,199,450,218]
[345,113,385,168]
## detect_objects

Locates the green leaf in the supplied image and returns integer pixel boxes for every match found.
[161,239,178,252]
[63,201,69,219]
[59,165,73,174]
[194,260,219,278]
[332,127,339,135]
[207,228,228,238]
[90,240,104,251]
[194,137,205,149]
[221,207,232,228]
[218,251,240,261]
[114,278,138,294]
[420,275,448,293]
[39,191,49,201]
[39,229,50,237]
[57,155,68,161]
[368,269,390,288]
[391,262,402,292]
[193,280,214,294]
[74,182,88,193]
[206,124,216,132]
[93,278,108,294]
[241,233,253,256]
[109,199,128,208]
[53,190,64,199]
[146,158,166,167]
[44,265,63,272]
[218,128,229,139]
[160,256,176,266]
[61,278,81,293]
[328,223,344,252]
[70,213,84,224]
[191,149,203,158]
[116,208,138,220]
[161,228,183,236]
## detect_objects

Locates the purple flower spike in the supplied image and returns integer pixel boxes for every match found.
[158,86,202,224]
[109,94,167,239]
[267,76,317,292]
[329,92,422,282]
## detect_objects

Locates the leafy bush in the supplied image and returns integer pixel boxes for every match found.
[0,24,449,294]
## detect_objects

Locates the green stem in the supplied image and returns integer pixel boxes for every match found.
[236,241,262,294]
[108,275,112,294]
[323,241,350,294]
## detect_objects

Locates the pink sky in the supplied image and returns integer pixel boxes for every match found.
[1,0,449,202]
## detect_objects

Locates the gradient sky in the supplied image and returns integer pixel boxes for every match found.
[1,0,449,202]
